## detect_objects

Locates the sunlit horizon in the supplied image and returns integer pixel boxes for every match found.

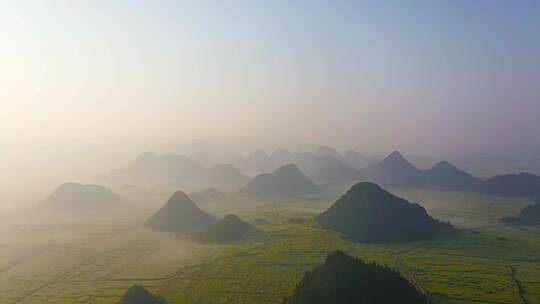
[2,0,540,194]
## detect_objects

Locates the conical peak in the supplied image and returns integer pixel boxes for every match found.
[350,181,382,190]
[380,151,419,172]
[221,214,243,223]
[385,151,405,161]
[432,160,454,169]
[347,182,386,196]
[223,214,240,220]
[167,191,193,205]
[274,163,302,174]
[55,182,82,190]
[316,145,341,156]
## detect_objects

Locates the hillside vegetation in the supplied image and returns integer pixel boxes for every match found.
[145,191,216,231]
[317,182,447,242]
[286,250,426,304]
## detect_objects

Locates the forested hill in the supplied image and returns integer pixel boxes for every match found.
[317,182,447,242]
[286,250,426,304]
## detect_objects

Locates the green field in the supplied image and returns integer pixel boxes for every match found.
[1,188,539,304]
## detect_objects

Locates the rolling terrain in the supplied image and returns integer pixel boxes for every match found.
[1,187,540,304]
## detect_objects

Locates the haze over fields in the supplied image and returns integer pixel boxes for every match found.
[2,1,540,198]
[1,2,540,304]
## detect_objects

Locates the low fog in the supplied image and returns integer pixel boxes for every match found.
[2,2,540,212]
[1,2,540,303]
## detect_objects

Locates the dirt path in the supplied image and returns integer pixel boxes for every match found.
[395,255,430,304]
[510,266,528,304]
[12,236,161,304]
[0,246,50,274]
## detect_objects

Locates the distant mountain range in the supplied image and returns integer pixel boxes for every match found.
[308,150,540,197]
[145,191,216,231]
[229,150,274,174]
[309,158,362,184]
[104,152,206,182]
[342,150,366,169]
[201,164,249,184]
[41,182,122,213]
[273,146,368,173]
[238,164,320,198]
[189,188,234,205]
[477,173,540,197]
[359,151,483,190]
[102,148,540,198]
[227,146,368,175]
[101,146,366,183]
[317,182,447,242]
[309,151,480,190]
[102,152,248,185]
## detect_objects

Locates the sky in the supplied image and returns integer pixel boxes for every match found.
[1,0,540,160]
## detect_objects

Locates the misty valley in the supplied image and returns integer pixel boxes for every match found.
[1,149,540,304]
[3,2,540,303]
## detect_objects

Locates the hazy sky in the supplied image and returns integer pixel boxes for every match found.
[1,0,540,157]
